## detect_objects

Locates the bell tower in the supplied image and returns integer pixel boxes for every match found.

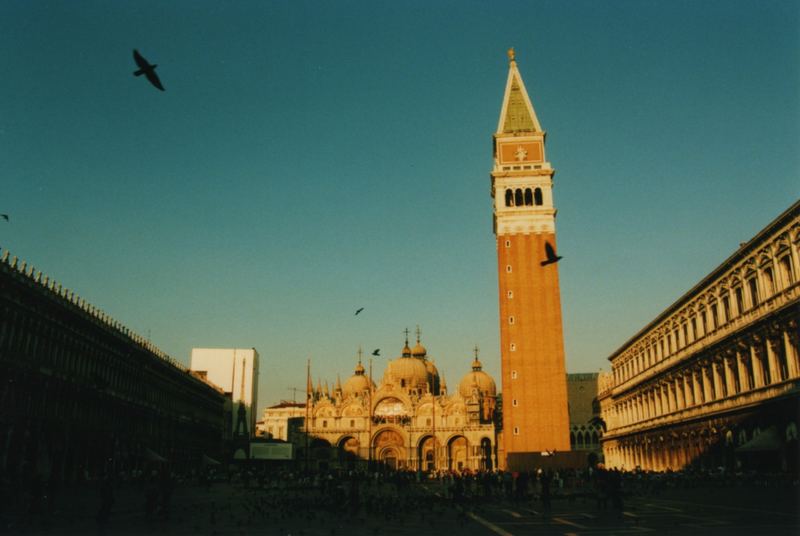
[491,49,570,466]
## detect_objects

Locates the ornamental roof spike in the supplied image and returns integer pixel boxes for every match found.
[10,256,17,269]
[0,250,8,263]
[19,260,26,273]
[35,270,42,283]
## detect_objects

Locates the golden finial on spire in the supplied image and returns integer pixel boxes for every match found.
[507,47,516,63]
[473,345,480,359]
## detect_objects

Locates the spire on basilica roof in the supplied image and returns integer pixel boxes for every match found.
[401,327,412,357]
[472,344,483,371]
[497,48,542,134]
[411,325,427,358]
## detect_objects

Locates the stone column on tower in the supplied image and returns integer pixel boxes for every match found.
[490,48,570,468]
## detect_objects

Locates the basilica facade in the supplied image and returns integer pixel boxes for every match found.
[304,333,498,472]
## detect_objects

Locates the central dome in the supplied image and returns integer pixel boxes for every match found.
[385,355,429,391]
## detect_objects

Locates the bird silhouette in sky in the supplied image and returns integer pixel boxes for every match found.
[132,49,165,91]
[355,307,364,315]
[0,214,8,222]
[540,241,562,266]
[372,349,380,356]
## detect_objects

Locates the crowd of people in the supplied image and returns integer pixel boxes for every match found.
[2,459,797,533]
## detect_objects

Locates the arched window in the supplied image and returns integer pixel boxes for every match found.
[534,188,543,206]
[570,432,576,447]
[505,189,513,207]
[514,189,523,206]
[592,431,599,445]
[779,255,794,286]
[524,188,533,206]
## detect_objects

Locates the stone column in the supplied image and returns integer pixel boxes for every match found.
[681,374,692,407]
[712,360,725,399]
[650,390,657,418]
[692,370,703,405]
[765,336,781,383]
[664,380,678,413]
[655,385,663,416]
[678,380,686,410]
[736,349,749,391]
[701,364,713,402]
[723,355,736,396]
[750,343,764,387]
[638,395,645,422]
[785,328,799,378]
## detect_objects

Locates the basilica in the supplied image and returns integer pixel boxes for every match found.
[304,331,498,472]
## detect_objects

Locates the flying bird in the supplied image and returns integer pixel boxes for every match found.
[540,242,562,266]
[371,349,380,356]
[355,307,364,316]
[0,214,8,222]
[132,49,165,91]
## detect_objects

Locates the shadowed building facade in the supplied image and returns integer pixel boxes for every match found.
[567,373,603,460]
[0,248,226,482]
[491,49,570,468]
[598,201,800,472]
[190,348,260,440]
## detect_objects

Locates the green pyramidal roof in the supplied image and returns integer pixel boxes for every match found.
[501,74,536,133]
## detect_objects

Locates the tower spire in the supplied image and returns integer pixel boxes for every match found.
[497,47,542,134]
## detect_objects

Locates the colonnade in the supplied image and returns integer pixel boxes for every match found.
[0,249,226,483]
[608,324,799,430]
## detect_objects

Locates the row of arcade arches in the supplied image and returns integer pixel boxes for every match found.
[310,431,494,471]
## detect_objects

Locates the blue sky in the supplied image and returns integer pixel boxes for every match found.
[2,0,798,411]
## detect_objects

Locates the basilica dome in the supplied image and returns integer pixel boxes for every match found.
[385,355,430,391]
[424,359,442,395]
[342,361,375,396]
[458,357,497,398]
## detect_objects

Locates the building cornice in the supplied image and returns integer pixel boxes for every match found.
[608,200,800,362]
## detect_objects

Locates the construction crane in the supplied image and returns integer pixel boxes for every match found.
[287,387,306,403]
